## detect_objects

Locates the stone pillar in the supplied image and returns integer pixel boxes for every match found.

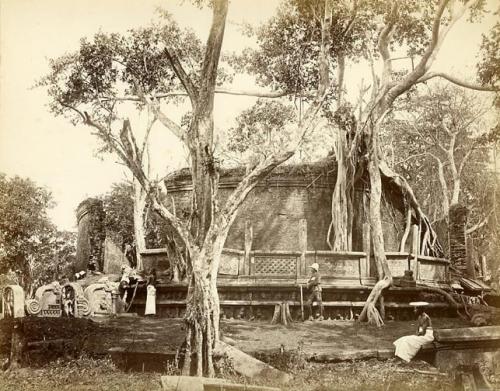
[362,222,371,278]
[448,204,467,275]
[76,198,106,273]
[241,221,253,276]
[299,219,307,276]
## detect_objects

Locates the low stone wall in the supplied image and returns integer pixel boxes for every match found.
[142,248,449,284]
[386,252,449,282]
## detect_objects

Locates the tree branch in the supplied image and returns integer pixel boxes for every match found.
[163,47,199,107]
[141,110,156,157]
[101,88,295,102]
[197,0,229,116]
[416,71,500,92]
[415,0,453,73]
[149,100,187,143]
[466,210,493,234]
[341,0,359,38]
[377,2,398,84]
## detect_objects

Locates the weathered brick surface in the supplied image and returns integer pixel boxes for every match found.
[76,198,105,272]
[165,162,406,253]
[448,204,468,273]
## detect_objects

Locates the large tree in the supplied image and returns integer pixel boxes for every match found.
[0,174,76,295]
[386,84,498,228]
[40,1,331,375]
[236,0,499,324]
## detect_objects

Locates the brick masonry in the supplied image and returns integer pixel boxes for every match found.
[75,198,106,272]
[165,162,406,253]
[448,203,468,274]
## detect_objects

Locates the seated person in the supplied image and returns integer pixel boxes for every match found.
[393,301,434,363]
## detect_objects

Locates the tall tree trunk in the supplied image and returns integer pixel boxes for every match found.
[359,143,392,324]
[328,127,353,251]
[133,177,147,270]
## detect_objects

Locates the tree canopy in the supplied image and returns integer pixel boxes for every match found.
[0,174,76,293]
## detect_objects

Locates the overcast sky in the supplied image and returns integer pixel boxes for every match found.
[0,0,497,231]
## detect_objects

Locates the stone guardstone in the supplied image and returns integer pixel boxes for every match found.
[61,282,91,317]
[84,282,117,316]
[1,285,25,318]
[34,282,63,317]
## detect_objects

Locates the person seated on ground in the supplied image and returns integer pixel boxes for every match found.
[62,285,75,317]
[393,301,434,363]
[119,265,132,302]
[119,264,143,303]
[87,255,102,275]
[305,263,324,321]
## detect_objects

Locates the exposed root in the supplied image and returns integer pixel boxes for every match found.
[366,302,384,327]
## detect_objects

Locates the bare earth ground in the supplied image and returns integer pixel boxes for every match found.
[221,317,471,355]
[0,316,498,391]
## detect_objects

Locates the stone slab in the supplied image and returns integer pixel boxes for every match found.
[161,376,281,391]
[434,325,500,343]
[215,341,290,384]
[309,348,378,362]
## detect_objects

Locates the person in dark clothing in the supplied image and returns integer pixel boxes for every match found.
[305,263,324,321]
[124,243,137,268]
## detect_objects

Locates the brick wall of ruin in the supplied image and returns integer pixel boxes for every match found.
[165,172,405,253]
[448,204,468,274]
[75,198,106,272]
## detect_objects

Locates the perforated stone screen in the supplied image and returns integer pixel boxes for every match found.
[254,256,297,275]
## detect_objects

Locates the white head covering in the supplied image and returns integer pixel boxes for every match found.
[310,263,319,271]
[409,301,429,307]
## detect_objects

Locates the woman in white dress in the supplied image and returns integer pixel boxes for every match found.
[144,268,157,316]
[393,301,434,362]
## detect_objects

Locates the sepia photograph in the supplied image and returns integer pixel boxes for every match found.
[0,0,499,390]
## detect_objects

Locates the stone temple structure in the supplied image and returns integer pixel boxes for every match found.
[130,158,453,320]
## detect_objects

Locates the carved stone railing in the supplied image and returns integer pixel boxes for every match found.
[143,247,449,284]
[385,252,449,282]
[220,248,449,284]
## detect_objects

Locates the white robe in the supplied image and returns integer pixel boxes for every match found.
[145,285,156,315]
[393,328,434,362]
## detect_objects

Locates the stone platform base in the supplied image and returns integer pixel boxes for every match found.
[128,280,456,321]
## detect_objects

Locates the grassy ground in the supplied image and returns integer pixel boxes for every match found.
[1,355,491,391]
[0,316,497,390]
[0,357,161,391]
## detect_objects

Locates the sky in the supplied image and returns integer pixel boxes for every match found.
[0,0,498,232]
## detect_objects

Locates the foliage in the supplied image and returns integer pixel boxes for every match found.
[38,12,201,118]
[101,181,171,249]
[0,174,76,292]
[478,21,500,90]
[383,83,498,219]
[234,0,440,101]
[221,99,296,162]
[102,183,135,248]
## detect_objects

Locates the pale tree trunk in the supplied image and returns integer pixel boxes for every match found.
[133,177,147,270]
[179,151,295,376]
[436,159,450,216]
[358,128,392,325]
[328,126,352,251]
[448,134,461,205]
[357,0,473,324]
